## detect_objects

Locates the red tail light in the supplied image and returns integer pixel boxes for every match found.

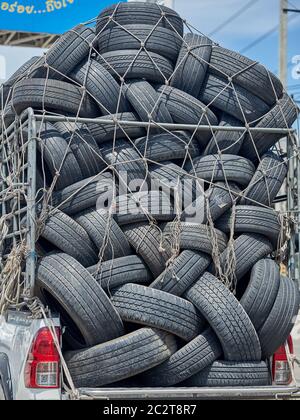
[272,336,294,386]
[25,327,61,389]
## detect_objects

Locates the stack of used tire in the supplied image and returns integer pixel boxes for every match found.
[1,2,299,388]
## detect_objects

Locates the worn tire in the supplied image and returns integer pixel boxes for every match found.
[70,58,129,114]
[111,283,205,341]
[101,139,148,188]
[209,46,283,106]
[123,222,171,278]
[182,182,240,224]
[184,361,271,387]
[150,162,197,208]
[98,24,182,63]
[36,253,124,348]
[185,272,262,361]
[87,112,146,145]
[124,80,173,129]
[115,191,174,226]
[1,56,41,105]
[65,328,177,387]
[240,259,281,330]
[259,277,300,358]
[52,173,114,216]
[97,50,174,83]
[135,131,200,162]
[54,121,105,178]
[240,152,288,207]
[171,34,213,98]
[190,154,255,188]
[96,2,184,36]
[150,250,211,296]
[211,233,274,283]
[75,209,132,260]
[12,78,98,117]
[142,329,222,386]
[37,122,83,190]
[40,209,98,267]
[36,25,95,79]
[156,85,218,144]
[163,222,228,255]
[88,255,152,291]
[240,94,299,161]
[216,206,281,246]
[199,73,270,123]
[204,112,245,155]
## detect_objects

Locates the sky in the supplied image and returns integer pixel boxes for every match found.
[0,0,299,100]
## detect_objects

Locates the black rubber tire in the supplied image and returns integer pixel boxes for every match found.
[259,277,300,358]
[216,206,281,246]
[135,131,200,162]
[96,2,184,36]
[54,121,106,179]
[124,80,173,129]
[1,56,41,105]
[70,58,129,114]
[98,24,182,63]
[52,173,114,216]
[65,328,177,387]
[163,222,228,255]
[101,139,148,188]
[87,112,146,145]
[142,328,222,386]
[122,222,171,278]
[150,250,211,297]
[36,253,124,348]
[240,259,281,331]
[75,209,132,260]
[150,162,197,208]
[111,283,205,341]
[156,85,218,144]
[40,209,98,268]
[87,255,152,291]
[182,182,240,224]
[171,34,213,98]
[209,46,283,106]
[184,361,271,387]
[199,73,270,123]
[190,154,255,188]
[204,112,245,155]
[97,50,174,84]
[240,94,299,161]
[240,152,288,207]
[211,233,274,283]
[115,191,174,226]
[184,272,262,361]
[12,78,98,117]
[37,122,83,190]
[37,25,95,79]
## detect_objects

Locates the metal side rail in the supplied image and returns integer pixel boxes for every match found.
[77,386,300,400]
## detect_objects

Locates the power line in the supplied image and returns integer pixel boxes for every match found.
[208,0,261,37]
[240,12,299,54]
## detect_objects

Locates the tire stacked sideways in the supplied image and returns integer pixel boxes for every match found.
[1,1,299,390]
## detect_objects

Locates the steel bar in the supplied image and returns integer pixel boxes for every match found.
[25,109,37,298]
[33,115,296,135]
[78,386,300,400]
[287,135,296,279]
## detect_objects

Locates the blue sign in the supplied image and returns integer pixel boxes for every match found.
[0,0,127,34]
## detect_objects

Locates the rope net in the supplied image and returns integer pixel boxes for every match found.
[0,1,299,390]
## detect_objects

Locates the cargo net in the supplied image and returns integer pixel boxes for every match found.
[1,1,300,390]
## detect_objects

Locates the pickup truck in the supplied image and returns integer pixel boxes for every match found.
[0,109,299,401]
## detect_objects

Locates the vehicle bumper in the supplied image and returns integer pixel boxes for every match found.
[77,386,300,400]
